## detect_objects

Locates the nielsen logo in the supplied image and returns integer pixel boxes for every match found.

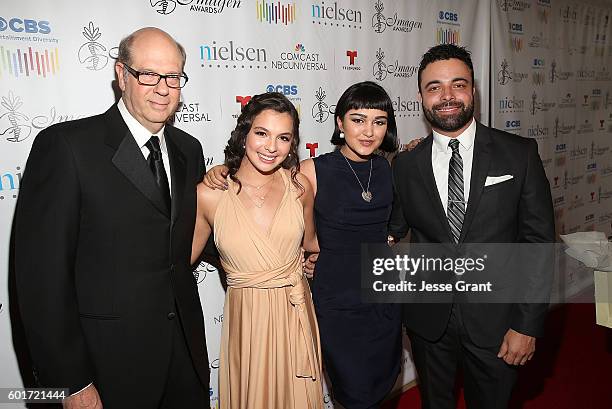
[199,41,267,64]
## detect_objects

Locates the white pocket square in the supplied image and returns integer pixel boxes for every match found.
[485,175,513,186]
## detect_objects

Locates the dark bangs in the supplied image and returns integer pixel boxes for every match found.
[331,81,398,153]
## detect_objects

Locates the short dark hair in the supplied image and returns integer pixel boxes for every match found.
[417,44,474,93]
[331,81,398,153]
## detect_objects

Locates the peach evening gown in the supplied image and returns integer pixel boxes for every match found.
[214,170,323,409]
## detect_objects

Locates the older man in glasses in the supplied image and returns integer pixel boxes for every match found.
[14,27,209,408]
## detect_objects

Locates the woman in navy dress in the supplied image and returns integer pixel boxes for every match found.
[301,81,402,409]
[204,82,403,408]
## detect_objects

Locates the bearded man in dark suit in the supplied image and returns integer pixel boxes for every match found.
[389,44,554,409]
[14,27,209,408]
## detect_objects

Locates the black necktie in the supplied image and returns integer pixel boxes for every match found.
[145,135,171,212]
[447,139,465,243]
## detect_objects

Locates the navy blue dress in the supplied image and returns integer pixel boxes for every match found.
[312,150,402,409]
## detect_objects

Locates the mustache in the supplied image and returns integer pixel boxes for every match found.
[433,101,464,110]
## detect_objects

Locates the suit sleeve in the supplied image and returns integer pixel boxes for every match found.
[388,157,410,241]
[194,140,218,260]
[14,128,94,393]
[196,140,205,180]
[511,139,555,337]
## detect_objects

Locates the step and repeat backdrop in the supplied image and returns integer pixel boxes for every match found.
[11,0,612,408]
[491,0,612,300]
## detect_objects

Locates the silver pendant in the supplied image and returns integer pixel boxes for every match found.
[362,191,373,202]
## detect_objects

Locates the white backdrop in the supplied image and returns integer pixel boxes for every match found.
[491,0,612,301]
[1,1,491,407]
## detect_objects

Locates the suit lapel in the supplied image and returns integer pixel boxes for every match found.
[459,122,491,243]
[416,136,453,242]
[165,128,186,226]
[104,105,171,219]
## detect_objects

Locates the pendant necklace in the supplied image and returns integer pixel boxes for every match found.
[342,153,373,203]
[241,173,276,208]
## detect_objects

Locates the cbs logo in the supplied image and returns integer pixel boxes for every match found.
[438,11,458,22]
[266,85,298,96]
[0,17,50,34]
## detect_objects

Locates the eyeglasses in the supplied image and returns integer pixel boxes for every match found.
[122,63,189,89]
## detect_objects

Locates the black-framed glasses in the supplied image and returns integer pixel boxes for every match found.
[122,63,188,89]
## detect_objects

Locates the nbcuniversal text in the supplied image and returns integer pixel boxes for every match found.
[361,243,557,304]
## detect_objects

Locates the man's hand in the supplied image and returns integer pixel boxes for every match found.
[404,137,424,152]
[203,165,229,190]
[497,328,536,366]
[303,253,318,279]
[63,384,103,409]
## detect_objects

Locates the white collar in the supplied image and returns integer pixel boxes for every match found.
[432,118,476,153]
[117,98,167,152]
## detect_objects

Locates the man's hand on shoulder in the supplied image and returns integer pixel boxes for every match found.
[403,137,424,152]
[203,165,229,190]
[63,384,102,409]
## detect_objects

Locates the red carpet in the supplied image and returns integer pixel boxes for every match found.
[383,304,612,409]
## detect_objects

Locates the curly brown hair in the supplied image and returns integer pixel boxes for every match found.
[224,92,302,193]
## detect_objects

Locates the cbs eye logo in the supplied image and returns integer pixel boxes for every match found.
[266,85,298,96]
[438,11,458,22]
[506,120,521,128]
[0,17,51,34]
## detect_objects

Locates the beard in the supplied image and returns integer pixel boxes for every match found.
[423,100,474,132]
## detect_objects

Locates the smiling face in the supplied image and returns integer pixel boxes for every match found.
[419,58,475,137]
[338,108,388,161]
[242,109,294,174]
[116,28,184,133]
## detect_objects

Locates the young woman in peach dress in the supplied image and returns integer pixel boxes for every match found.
[191,92,323,409]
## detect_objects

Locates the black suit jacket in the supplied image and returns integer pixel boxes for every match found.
[389,122,555,347]
[14,105,209,404]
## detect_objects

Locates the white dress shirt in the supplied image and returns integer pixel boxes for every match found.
[117,98,172,195]
[431,118,476,215]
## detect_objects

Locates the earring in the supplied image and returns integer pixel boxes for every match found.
[242,144,246,148]
[339,132,345,139]
[288,153,291,157]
